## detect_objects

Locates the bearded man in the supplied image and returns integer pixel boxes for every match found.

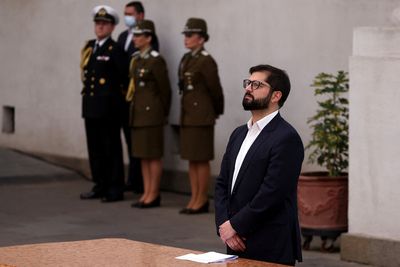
[214,64,304,266]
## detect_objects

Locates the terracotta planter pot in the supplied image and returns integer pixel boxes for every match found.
[298,172,348,230]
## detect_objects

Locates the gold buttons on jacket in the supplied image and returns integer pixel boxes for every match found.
[99,78,106,85]
[193,102,198,106]
[139,68,145,77]
[145,106,150,111]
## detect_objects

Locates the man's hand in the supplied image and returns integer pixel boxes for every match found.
[219,220,246,252]
[219,220,236,242]
[226,234,246,252]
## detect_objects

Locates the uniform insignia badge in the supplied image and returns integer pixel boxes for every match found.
[98,8,107,16]
[201,50,209,56]
[96,56,110,61]
[150,50,159,57]
[99,78,106,85]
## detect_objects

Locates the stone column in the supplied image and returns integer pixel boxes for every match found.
[341,23,400,267]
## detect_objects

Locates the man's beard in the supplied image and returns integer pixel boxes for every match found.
[242,91,272,110]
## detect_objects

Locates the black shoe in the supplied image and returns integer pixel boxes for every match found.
[139,196,161,209]
[131,201,144,208]
[101,194,124,203]
[80,191,102,200]
[187,201,209,214]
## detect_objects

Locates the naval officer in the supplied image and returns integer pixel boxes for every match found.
[80,5,128,202]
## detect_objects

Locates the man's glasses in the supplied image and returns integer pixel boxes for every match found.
[243,79,271,90]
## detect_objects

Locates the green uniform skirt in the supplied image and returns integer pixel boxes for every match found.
[131,126,163,159]
[180,126,214,161]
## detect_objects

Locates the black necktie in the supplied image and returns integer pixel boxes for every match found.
[93,42,100,54]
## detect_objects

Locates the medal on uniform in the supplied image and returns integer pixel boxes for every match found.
[186,72,193,90]
[139,68,145,77]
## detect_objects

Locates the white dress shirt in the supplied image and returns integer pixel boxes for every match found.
[94,37,109,53]
[231,110,279,192]
[124,30,133,51]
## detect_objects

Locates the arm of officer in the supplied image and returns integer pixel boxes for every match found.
[153,57,172,116]
[202,57,224,116]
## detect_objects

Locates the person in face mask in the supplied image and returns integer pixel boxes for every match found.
[117,1,159,55]
[116,1,160,197]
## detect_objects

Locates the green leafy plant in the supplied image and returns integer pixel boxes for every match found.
[306,71,349,177]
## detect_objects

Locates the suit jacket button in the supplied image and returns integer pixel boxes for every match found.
[145,106,150,111]
[90,85,94,89]
[193,102,198,106]
[90,92,94,96]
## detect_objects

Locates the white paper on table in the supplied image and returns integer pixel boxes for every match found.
[176,251,238,263]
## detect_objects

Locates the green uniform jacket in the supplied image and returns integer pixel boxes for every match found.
[179,48,224,126]
[129,49,171,127]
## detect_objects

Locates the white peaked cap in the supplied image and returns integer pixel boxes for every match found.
[92,5,119,25]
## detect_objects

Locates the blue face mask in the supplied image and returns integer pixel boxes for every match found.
[124,16,136,28]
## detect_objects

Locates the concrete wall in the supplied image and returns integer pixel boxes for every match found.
[1,0,399,176]
[341,27,400,267]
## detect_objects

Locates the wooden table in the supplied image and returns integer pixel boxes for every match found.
[0,238,289,267]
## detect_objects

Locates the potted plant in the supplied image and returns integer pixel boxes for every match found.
[298,71,349,251]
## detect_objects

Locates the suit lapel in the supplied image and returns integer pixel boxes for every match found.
[231,113,282,193]
[228,126,248,194]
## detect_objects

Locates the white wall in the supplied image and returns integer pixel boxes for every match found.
[1,0,399,175]
[349,27,400,240]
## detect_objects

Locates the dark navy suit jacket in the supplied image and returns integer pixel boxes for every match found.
[214,113,304,265]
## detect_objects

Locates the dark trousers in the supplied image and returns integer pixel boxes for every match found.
[121,102,143,192]
[84,118,124,197]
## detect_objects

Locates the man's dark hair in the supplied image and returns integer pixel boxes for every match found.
[126,1,145,14]
[249,64,291,107]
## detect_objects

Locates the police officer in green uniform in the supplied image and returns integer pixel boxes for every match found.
[80,5,128,202]
[127,20,171,208]
[179,18,224,214]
